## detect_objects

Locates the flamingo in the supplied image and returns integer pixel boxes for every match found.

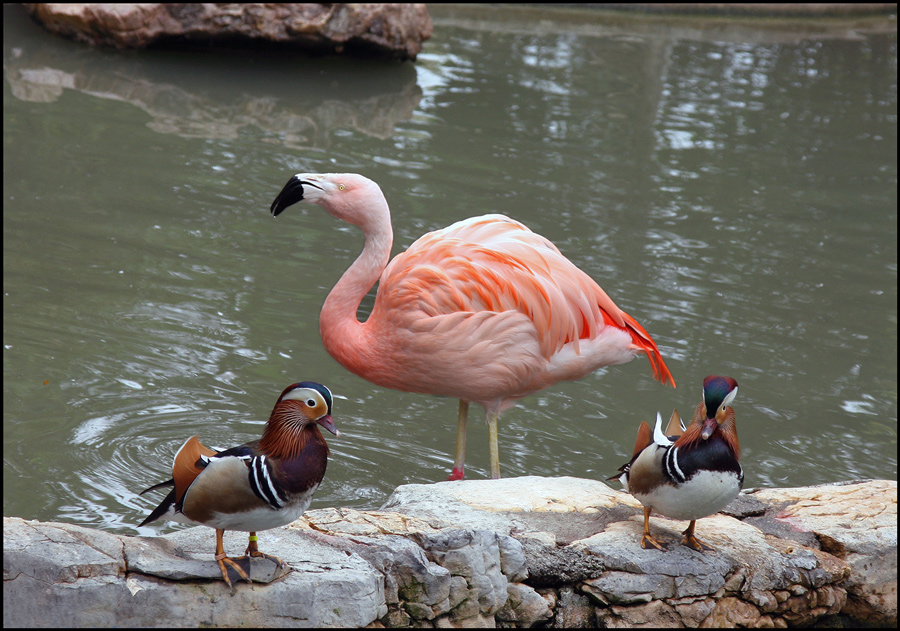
[270,173,675,480]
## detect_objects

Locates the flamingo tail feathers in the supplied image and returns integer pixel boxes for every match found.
[622,312,676,388]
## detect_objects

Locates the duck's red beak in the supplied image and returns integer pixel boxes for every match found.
[317,415,340,437]
[700,416,718,440]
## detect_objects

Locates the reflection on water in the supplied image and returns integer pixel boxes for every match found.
[5,20,422,147]
[3,4,896,534]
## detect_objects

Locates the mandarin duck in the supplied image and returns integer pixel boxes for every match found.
[612,375,742,552]
[138,382,339,587]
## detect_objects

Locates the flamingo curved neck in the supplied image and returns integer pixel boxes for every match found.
[319,222,392,372]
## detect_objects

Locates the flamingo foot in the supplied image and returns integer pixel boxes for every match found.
[447,465,465,481]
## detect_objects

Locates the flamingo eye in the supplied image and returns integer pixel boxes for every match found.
[338,184,345,191]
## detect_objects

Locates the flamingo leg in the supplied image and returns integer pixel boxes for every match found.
[215,528,252,587]
[448,400,469,480]
[487,409,501,479]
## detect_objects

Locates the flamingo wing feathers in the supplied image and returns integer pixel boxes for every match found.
[378,215,674,387]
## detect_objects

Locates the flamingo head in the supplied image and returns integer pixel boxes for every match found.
[270,173,389,230]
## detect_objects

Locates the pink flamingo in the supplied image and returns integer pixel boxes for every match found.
[271,173,675,480]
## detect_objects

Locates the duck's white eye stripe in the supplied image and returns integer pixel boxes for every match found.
[284,388,321,405]
[721,387,738,410]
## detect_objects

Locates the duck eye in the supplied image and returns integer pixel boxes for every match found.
[306,399,316,407]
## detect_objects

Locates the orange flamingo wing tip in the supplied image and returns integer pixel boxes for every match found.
[621,312,676,388]
[652,352,676,388]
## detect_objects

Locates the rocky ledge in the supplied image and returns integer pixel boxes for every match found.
[22,3,433,60]
[3,477,896,627]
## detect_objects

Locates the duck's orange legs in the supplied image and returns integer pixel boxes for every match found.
[640,506,667,551]
[215,529,252,587]
[681,520,715,552]
[244,532,285,568]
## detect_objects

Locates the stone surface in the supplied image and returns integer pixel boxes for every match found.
[419,529,509,618]
[22,3,433,60]
[125,526,291,583]
[4,517,385,628]
[3,477,896,628]
[496,582,553,627]
[749,479,897,625]
[381,475,644,541]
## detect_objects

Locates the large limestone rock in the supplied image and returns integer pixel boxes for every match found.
[4,517,386,627]
[22,3,433,60]
[3,477,896,628]
[378,476,863,627]
[749,480,897,625]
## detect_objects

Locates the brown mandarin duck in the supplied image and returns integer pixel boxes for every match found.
[139,382,339,586]
[612,375,742,551]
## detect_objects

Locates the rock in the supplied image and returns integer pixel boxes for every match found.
[22,3,433,60]
[125,526,291,584]
[700,595,769,627]
[4,516,125,584]
[748,480,897,625]
[572,514,849,600]
[3,517,385,627]
[381,476,644,541]
[498,535,528,583]
[381,476,888,627]
[667,596,717,627]
[3,478,896,628]
[496,582,553,627]
[292,510,450,620]
[554,586,595,628]
[596,599,683,628]
[417,529,509,617]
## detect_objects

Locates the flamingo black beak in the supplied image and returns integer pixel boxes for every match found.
[271,175,318,217]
